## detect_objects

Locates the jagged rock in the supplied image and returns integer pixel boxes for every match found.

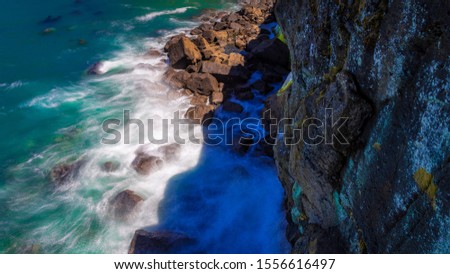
[222,101,244,113]
[190,28,203,35]
[213,22,227,31]
[186,64,200,73]
[211,91,223,104]
[201,61,232,75]
[129,230,195,254]
[163,68,191,89]
[110,190,144,219]
[131,153,164,176]
[186,73,219,95]
[201,30,217,44]
[215,31,228,45]
[229,22,243,32]
[163,34,185,52]
[167,37,202,69]
[157,143,182,162]
[201,61,249,82]
[185,105,215,124]
[227,53,245,66]
[235,38,246,49]
[190,94,208,106]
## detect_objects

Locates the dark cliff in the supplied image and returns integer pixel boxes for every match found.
[273,0,449,253]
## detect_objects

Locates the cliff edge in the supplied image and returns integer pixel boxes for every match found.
[273,0,449,253]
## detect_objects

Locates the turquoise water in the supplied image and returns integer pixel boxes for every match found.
[0,0,289,253]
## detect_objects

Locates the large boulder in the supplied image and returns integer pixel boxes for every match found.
[131,153,164,176]
[201,61,249,82]
[163,68,191,89]
[190,94,209,106]
[128,230,195,254]
[186,73,219,95]
[109,190,144,219]
[167,37,202,69]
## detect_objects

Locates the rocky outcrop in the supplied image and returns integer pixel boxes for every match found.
[167,36,202,69]
[131,153,164,176]
[129,230,195,254]
[162,0,288,129]
[109,190,144,219]
[50,160,84,186]
[274,0,449,253]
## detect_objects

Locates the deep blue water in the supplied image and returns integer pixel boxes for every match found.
[0,0,289,253]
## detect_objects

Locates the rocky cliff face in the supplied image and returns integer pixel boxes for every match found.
[273,0,449,253]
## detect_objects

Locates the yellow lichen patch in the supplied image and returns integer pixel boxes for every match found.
[413,167,438,210]
[372,142,381,151]
[308,238,318,254]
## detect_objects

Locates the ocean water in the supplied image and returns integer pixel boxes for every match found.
[0,0,289,253]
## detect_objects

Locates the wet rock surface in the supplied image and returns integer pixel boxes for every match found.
[50,160,84,186]
[109,190,144,219]
[131,153,164,176]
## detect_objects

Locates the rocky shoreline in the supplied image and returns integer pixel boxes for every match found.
[128,0,291,253]
[49,0,291,254]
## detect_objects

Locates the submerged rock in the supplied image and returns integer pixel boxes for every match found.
[129,230,195,254]
[50,160,84,186]
[109,190,143,219]
[102,161,120,173]
[131,153,164,176]
[86,61,104,75]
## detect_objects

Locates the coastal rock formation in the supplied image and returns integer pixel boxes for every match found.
[131,153,164,176]
[161,0,286,128]
[50,160,84,186]
[274,0,450,253]
[109,190,144,219]
[129,230,195,254]
[167,36,202,69]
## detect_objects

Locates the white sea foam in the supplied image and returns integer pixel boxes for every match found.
[136,7,195,22]
[0,80,26,90]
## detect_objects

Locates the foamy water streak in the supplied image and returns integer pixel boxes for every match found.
[136,7,195,22]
